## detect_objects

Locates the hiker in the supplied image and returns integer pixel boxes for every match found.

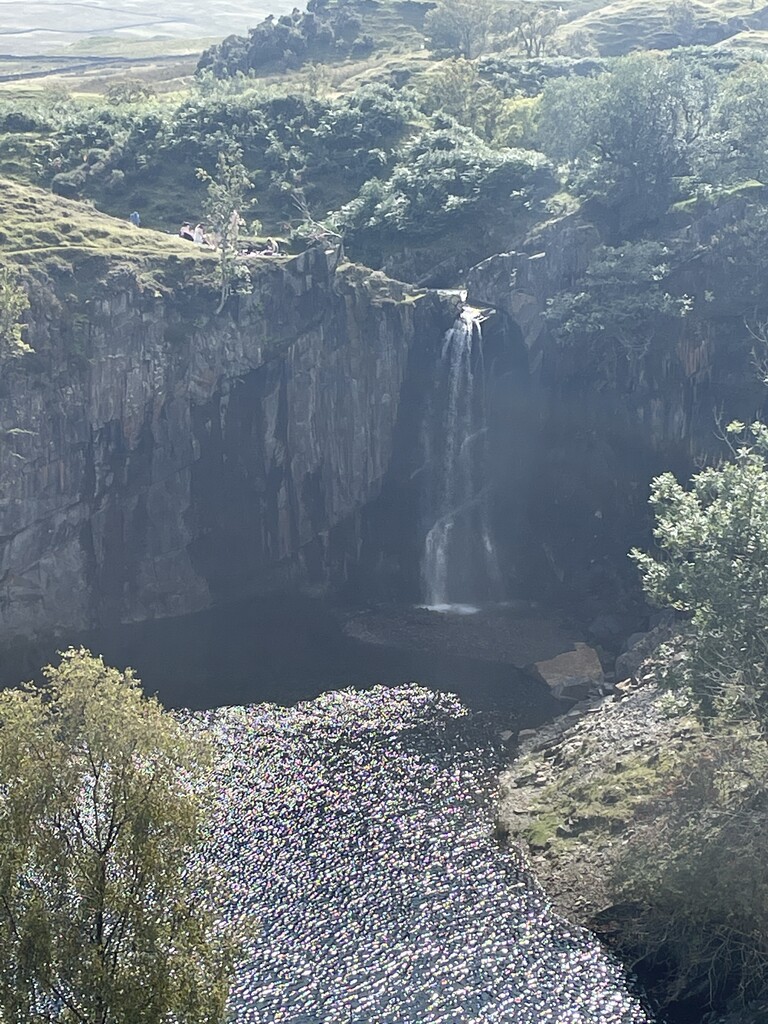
[193,223,205,246]
[263,237,279,255]
[129,210,141,227]
[179,222,194,242]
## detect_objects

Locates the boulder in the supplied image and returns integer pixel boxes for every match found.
[530,643,605,702]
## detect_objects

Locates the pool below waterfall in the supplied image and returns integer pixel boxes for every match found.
[195,685,656,1024]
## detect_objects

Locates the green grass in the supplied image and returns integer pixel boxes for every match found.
[0,176,219,294]
[519,725,698,852]
[555,0,758,55]
[357,0,431,52]
[0,175,294,305]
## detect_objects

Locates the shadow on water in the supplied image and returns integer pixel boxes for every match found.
[0,593,560,723]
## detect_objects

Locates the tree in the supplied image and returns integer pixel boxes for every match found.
[510,3,562,57]
[333,124,554,244]
[0,267,31,360]
[424,0,498,58]
[666,0,698,42]
[706,63,768,185]
[558,26,598,57]
[197,146,256,313]
[631,422,768,728]
[292,191,344,248]
[537,53,716,232]
[0,648,234,1024]
[416,59,508,141]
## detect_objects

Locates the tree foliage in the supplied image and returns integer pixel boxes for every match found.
[31,80,410,237]
[632,422,768,727]
[0,267,31,360]
[197,146,255,312]
[545,240,691,368]
[705,63,768,185]
[10,16,768,277]
[616,424,768,1016]
[0,648,234,1024]
[197,2,372,77]
[423,0,499,58]
[666,0,698,44]
[511,3,563,57]
[424,0,560,58]
[333,123,554,246]
[537,52,716,228]
[415,60,539,145]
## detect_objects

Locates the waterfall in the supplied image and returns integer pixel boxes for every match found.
[422,310,501,611]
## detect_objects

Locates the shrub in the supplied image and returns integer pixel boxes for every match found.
[334,123,554,241]
[632,421,768,728]
[51,168,87,197]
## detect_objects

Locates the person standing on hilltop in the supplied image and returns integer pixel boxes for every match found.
[129,211,140,227]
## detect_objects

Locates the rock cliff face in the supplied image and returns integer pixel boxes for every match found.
[466,205,768,618]
[0,248,451,643]
[3,202,767,652]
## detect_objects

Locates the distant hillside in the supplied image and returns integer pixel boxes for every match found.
[197,0,433,77]
[556,0,764,55]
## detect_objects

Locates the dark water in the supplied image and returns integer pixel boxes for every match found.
[195,685,656,1024]
[0,594,561,725]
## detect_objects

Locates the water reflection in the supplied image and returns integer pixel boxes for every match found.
[197,686,655,1023]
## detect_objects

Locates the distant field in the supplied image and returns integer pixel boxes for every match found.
[0,0,298,55]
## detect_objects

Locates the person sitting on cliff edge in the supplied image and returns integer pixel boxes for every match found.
[179,222,194,242]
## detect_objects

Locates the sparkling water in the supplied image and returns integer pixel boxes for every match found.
[195,685,655,1024]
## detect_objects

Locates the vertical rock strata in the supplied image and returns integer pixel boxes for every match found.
[0,249,449,641]
[465,209,768,607]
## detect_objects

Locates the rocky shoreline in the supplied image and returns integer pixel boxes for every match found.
[497,678,686,925]
[497,657,767,1024]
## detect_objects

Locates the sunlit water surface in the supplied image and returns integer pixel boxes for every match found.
[195,685,655,1024]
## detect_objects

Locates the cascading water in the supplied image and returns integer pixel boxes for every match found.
[422,310,501,611]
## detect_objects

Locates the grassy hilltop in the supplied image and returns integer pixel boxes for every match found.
[1,0,767,280]
[1,0,768,280]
